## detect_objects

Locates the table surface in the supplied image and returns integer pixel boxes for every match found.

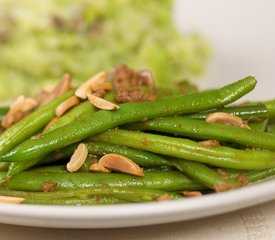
[1,199,274,240]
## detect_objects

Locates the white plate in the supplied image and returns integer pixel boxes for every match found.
[1,0,275,229]
[0,179,274,229]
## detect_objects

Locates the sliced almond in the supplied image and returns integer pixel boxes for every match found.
[1,96,38,129]
[75,71,107,99]
[39,73,72,106]
[87,93,119,110]
[89,162,111,173]
[67,143,88,173]
[206,112,250,129]
[91,82,112,92]
[43,117,59,132]
[55,96,80,117]
[98,153,144,176]
[0,196,25,204]
[21,98,38,112]
[157,194,172,202]
[182,191,202,197]
[92,90,106,98]
[198,140,220,147]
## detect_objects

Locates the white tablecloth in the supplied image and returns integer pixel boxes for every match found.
[1,199,275,240]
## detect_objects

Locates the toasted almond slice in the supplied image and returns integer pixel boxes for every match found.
[206,112,251,129]
[98,153,144,176]
[1,96,38,129]
[92,90,106,98]
[75,71,107,99]
[21,98,38,112]
[51,73,72,97]
[157,194,172,202]
[91,82,112,92]
[11,95,25,108]
[55,96,80,117]
[40,73,72,106]
[1,114,14,129]
[89,162,111,173]
[0,196,25,204]
[67,143,88,173]
[43,117,59,132]
[182,191,202,197]
[87,93,119,110]
[198,140,220,147]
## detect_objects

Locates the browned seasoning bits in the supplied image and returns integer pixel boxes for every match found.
[75,71,108,99]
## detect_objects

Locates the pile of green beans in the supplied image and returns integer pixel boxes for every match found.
[0,75,275,205]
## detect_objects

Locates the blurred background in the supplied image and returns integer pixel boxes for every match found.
[174,0,275,101]
[0,0,210,101]
[1,0,274,102]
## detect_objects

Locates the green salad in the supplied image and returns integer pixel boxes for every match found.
[0,0,210,101]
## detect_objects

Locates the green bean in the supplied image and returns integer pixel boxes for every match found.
[246,168,275,182]
[6,93,115,177]
[0,171,204,191]
[0,77,257,163]
[0,186,181,203]
[170,158,240,190]
[143,166,174,172]
[0,163,9,171]
[0,106,9,121]
[0,91,73,156]
[59,141,170,167]
[267,122,275,134]
[92,129,275,170]
[31,165,67,173]
[6,101,95,177]
[123,117,275,150]
[221,166,275,183]
[32,164,174,174]
[83,141,239,189]
[45,93,115,133]
[263,99,275,119]
[23,197,127,205]
[249,119,268,132]
[86,142,171,167]
[46,101,95,133]
[185,104,268,121]
[61,141,237,190]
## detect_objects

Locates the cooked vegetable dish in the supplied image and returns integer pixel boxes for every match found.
[0,64,274,205]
